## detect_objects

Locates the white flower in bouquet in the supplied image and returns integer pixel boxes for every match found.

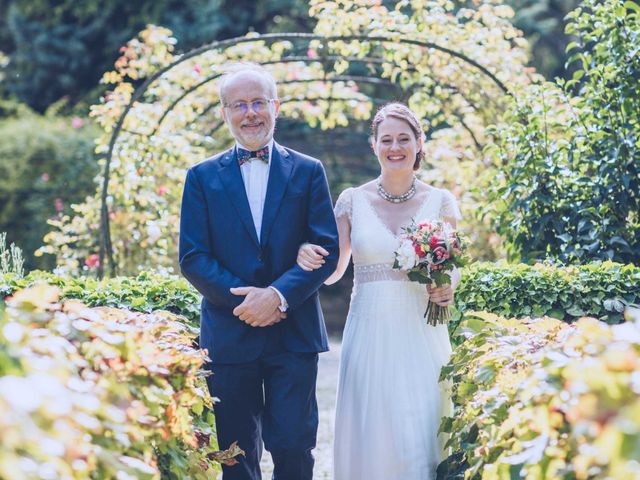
[396,238,419,270]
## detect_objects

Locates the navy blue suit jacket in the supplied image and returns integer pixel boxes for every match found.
[179,142,339,364]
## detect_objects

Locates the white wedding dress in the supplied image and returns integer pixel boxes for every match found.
[333,184,460,480]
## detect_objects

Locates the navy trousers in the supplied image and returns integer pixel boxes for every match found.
[206,330,319,480]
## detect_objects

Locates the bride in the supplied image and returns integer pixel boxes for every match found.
[297,102,461,479]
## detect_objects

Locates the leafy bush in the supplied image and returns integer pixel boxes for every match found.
[0,109,98,270]
[0,284,240,479]
[456,261,640,325]
[438,311,640,479]
[485,0,639,264]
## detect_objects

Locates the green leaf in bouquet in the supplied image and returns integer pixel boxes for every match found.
[431,270,451,287]
[407,269,430,283]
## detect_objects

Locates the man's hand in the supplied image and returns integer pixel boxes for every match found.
[230,287,285,327]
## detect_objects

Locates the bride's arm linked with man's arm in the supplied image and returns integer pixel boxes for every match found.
[296,200,460,306]
[297,188,353,285]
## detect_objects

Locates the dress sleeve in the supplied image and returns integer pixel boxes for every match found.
[440,189,462,221]
[334,187,354,222]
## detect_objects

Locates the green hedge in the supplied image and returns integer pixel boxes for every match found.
[456,261,640,325]
[438,310,640,479]
[2,261,639,331]
[0,270,200,326]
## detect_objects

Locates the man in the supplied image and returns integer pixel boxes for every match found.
[179,63,339,480]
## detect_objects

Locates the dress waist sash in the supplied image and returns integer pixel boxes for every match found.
[353,262,408,284]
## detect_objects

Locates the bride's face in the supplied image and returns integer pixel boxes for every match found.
[372,117,422,175]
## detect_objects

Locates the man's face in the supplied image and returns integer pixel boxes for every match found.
[221,73,280,151]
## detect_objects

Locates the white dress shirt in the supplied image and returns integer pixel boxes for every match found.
[236,140,288,311]
[237,139,273,241]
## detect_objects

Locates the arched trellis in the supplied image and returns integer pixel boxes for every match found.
[98,32,513,277]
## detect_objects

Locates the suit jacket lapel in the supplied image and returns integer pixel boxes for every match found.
[217,147,260,248]
[260,142,293,248]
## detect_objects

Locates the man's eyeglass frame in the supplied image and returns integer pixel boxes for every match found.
[224,99,276,115]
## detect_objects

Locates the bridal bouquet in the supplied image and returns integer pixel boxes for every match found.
[392,220,469,326]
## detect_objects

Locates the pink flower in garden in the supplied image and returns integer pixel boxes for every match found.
[41,173,49,182]
[307,49,318,58]
[157,185,168,196]
[54,198,64,212]
[84,254,100,269]
[193,64,202,74]
[71,117,84,129]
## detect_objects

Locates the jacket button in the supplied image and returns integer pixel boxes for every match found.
[258,254,263,262]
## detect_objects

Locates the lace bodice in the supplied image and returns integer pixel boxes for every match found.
[334,184,461,283]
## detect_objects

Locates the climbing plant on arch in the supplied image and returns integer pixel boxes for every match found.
[40,0,539,276]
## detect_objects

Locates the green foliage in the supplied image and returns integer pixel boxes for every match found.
[0,108,98,270]
[456,261,640,325]
[485,0,640,263]
[439,311,640,479]
[0,284,240,479]
[0,270,201,326]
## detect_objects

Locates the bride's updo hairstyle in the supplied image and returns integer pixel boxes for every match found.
[370,102,426,171]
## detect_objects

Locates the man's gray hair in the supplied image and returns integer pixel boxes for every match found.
[218,62,278,104]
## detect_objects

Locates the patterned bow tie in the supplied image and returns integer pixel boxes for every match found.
[237,146,270,166]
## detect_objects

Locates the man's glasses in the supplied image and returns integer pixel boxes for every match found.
[224,99,275,115]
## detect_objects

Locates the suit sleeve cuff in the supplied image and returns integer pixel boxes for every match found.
[269,286,289,312]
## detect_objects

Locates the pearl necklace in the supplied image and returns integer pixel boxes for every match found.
[376,176,417,203]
